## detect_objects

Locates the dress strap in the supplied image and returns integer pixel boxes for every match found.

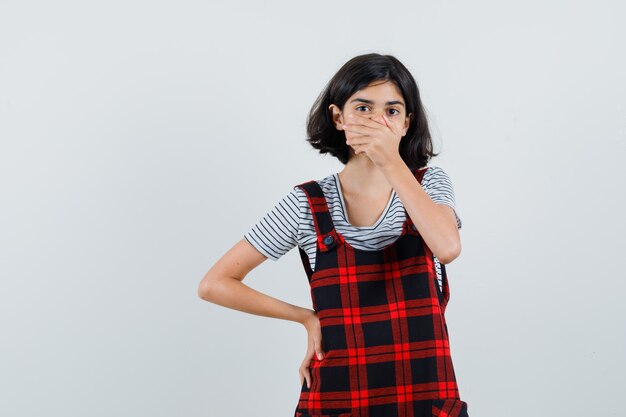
[415,166,428,182]
[296,166,428,251]
[294,181,343,253]
[439,262,451,314]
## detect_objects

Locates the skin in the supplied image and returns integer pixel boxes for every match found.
[197,79,461,390]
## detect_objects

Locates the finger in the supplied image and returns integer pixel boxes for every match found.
[347,113,386,129]
[349,142,367,153]
[299,364,311,388]
[343,124,376,137]
[300,350,314,388]
[381,113,391,128]
[346,134,371,145]
[382,114,400,136]
[300,366,311,389]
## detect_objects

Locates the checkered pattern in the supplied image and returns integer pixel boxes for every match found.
[292,167,469,417]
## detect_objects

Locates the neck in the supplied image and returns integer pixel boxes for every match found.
[338,153,393,198]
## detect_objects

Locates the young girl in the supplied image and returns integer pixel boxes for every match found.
[198,53,470,417]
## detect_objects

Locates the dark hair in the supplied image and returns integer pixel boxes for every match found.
[306,53,438,170]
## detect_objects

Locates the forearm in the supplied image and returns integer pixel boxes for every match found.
[381,159,460,263]
[200,275,314,325]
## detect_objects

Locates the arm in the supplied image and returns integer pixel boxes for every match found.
[341,112,461,263]
[197,238,316,326]
[381,162,461,264]
[198,238,325,387]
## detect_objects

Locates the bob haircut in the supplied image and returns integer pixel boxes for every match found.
[306,53,438,171]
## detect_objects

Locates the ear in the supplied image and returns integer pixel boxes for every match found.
[328,104,345,131]
[403,112,413,136]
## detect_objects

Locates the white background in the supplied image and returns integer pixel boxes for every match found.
[1,1,625,416]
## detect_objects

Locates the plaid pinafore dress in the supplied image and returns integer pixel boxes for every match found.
[292,167,469,417]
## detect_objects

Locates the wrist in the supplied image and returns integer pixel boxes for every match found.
[299,308,317,328]
[380,155,406,179]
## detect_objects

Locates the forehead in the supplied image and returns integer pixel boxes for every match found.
[350,80,404,101]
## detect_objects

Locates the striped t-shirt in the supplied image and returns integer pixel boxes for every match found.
[244,165,462,291]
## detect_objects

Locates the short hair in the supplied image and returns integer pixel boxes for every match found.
[306,53,438,170]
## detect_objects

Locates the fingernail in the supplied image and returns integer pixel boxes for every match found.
[317,352,323,360]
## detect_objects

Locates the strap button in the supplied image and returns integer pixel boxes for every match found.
[323,235,334,245]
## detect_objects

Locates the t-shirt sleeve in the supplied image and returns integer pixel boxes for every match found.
[243,186,305,261]
[422,166,463,229]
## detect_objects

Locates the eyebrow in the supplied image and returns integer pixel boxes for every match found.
[349,98,405,107]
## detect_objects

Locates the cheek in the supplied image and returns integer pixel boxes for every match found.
[343,110,359,121]
[389,119,403,130]
[396,117,408,128]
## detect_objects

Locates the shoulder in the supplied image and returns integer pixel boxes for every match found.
[243,185,306,261]
[422,165,454,185]
[421,165,458,193]
[292,173,336,199]
[421,165,457,201]
[421,165,462,229]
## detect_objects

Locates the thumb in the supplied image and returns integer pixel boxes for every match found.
[315,341,324,360]
[382,114,396,134]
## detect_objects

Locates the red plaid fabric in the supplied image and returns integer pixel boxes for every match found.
[292,167,469,417]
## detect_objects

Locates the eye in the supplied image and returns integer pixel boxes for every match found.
[388,108,400,116]
[355,105,370,112]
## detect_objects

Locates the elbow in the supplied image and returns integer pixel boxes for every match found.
[197,281,211,301]
[437,241,461,265]
[197,275,217,301]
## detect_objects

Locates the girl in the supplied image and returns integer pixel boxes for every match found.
[198,53,470,417]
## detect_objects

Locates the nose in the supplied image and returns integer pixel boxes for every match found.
[369,110,384,120]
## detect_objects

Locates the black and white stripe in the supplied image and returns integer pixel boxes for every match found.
[244,165,462,291]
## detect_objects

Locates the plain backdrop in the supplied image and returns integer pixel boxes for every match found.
[1,1,625,416]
